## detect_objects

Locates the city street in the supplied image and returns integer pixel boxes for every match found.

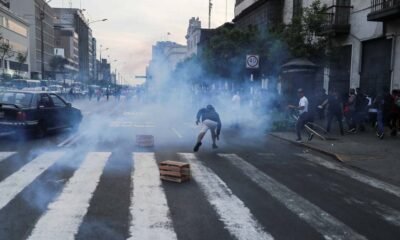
[0,99,399,240]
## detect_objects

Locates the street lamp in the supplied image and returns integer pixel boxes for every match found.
[40,0,52,80]
[88,19,108,25]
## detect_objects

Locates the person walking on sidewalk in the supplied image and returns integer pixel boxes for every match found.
[193,105,222,152]
[345,89,357,133]
[288,88,313,142]
[319,89,344,136]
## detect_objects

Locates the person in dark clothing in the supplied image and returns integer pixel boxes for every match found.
[354,88,369,132]
[316,88,328,120]
[319,89,344,136]
[345,89,357,132]
[193,105,222,152]
[374,87,390,139]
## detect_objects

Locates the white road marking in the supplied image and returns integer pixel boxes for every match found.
[0,152,65,210]
[27,152,111,240]
[129,153,177,240]
[0,152,16,163]
[171,128,183,139]
[219,154,367,240]
[298,153,400,199]
[342,196,400,227]
[179,153,273,240]
[57,133,80,147]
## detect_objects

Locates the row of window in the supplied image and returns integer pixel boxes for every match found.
[0,14,28,37]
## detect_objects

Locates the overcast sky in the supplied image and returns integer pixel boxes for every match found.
[50,0,235,85]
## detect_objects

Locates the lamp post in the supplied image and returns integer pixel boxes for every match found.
[40,0,52,80]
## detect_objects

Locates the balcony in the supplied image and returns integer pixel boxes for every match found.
[368,0,400,21]
[320,3,352,36]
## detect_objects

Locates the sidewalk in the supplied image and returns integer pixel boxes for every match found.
[270,130,400,185]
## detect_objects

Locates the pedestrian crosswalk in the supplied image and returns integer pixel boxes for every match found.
[0,151,399,240]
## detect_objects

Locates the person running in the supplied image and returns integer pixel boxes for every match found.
[193,105,222,152]
[288,88,313,142]
[319,89,344,136]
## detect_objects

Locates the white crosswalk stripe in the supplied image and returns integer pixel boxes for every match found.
[298,153,400,199]
[219,154,367,240]
[1,150,399,239]
[179,153,273,240]
[27,152,111,240]
[129,153,177,240]
[0,151,65,210]
[0,152,16,163]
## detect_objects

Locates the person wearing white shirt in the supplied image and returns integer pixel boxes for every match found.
[288,88,313,142]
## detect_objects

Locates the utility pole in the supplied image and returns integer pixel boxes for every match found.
[40,5,45,80]
[208,0,213,29]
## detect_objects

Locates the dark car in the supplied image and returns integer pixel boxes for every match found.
[0,91,82,138]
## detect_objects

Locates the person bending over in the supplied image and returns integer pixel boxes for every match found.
[194,105,222,152]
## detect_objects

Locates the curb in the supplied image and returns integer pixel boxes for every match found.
[269,133,344,163]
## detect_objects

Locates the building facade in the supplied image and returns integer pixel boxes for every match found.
[53,8,91,83]
[233,0,283,30]
[10,0,55,79]
[233,0,400,96]
[54,27,79,78]
[91,37,96,81]
[185,17,220,57]
[147,41,187,91]
[283,0,400,96]
[0,4,30,78]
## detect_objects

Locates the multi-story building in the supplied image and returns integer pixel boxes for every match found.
[0,4,30,78]
[91,37,97,81]
[10,0,55,79]
[284,0,400,96]
[53,8,91,83]
[233,0,283,30]
[147,41,187,90]
[186,17,216,57]
[233,0,400,96]
[53,27,79,78]
[97,58,111,83]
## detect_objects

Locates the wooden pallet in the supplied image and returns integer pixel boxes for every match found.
[159,161,190,183]
[136,135,154,147]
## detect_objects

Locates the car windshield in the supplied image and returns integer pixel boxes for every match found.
[0,92,33,107]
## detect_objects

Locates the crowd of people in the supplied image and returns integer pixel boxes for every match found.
[293,87,400,141]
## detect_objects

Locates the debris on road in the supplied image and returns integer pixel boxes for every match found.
[159,161,191,183]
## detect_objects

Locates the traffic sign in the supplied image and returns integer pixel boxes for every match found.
[246,55,259,69]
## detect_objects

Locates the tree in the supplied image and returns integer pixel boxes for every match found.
[15,51,28,77]
[0,41,15,75]
[49,55,69,76]
[278,0,329,61]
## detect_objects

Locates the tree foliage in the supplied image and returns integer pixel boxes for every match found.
[278,0,329,60]
[49,56,69,73]
[0,41,15,74]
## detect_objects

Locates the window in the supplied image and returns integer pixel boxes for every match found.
[0,92,33,107]
[38,94,53,108]
[7,19,28,37]
[50,94,67,107]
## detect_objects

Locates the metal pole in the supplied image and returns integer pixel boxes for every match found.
[40,7,45,79]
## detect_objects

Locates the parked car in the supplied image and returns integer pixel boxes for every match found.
[0,90,82,138]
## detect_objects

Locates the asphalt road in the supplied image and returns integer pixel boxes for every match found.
[0,98,399,240]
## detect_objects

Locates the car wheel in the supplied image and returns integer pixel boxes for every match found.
[36,122,47,138]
